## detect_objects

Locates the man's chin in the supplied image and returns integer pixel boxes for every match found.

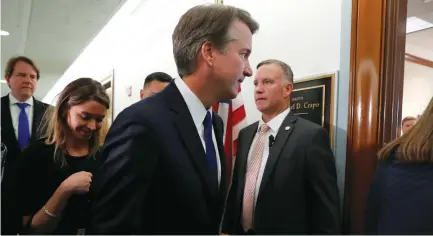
[256,105,268,113]
[20,90,33,96]
[218,88,238,102]
[232,86,241,96]
[228,91,237,100]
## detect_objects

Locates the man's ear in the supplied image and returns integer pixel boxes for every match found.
[283,82,293,99]
[200,41,215,67]
[5,76,11,88]
[139,89,145,100]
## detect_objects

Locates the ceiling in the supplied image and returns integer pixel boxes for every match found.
[406,0,433,61]
[1,0,126,98]
[407,0,433,20]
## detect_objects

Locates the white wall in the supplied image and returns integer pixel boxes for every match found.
[224,0,342,124]
[44,0,342,124]
[335,0,352,203]
[43,0,214,110]
[402,61,433,118]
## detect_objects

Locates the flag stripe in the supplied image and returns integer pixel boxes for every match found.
[232,106,246,126]
[213,88,247,184]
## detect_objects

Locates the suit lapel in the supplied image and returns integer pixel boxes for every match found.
[1,96,17,141]
[32,98,44,140]
[165,82,218,198]
[236,122,258,200]
[258,112,298,197]
[1,96,47,141]
[212,112,227,196]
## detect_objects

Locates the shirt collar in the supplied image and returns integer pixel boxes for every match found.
[9,94,33,106]
[258,107,291,134]
[174,78,211,129]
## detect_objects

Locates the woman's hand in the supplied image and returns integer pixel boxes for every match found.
[60,171,93,195]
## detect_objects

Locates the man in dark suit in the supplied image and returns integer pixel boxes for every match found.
[222,59,341,234]
[1,56,50,234]
[91,4,259,234]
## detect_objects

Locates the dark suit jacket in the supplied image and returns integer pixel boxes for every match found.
[364,153,433,234]
[223,112,341,234]
[1,95,50,235]
[91,82,228,234]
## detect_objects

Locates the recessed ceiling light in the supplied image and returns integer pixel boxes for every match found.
[0,30,9,36]
[406,16,433,34]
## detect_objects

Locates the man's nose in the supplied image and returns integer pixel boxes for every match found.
[255,83,264,93]
[24,75,33,83]
[244,64,253,77]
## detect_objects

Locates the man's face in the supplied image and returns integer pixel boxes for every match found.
[211,20,253,100]
[5,61,38,101]
[254,64,292,114]
[140,80,169,100]
[402,119,416,134]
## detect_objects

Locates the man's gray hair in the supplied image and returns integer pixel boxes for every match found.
[172,4,259,77]
[257,59,294,83]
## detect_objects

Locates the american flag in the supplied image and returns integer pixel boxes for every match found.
[213,87,247,183]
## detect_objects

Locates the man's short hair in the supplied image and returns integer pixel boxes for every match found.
[143,72,173,88]
[172,4,259,77]
[402,116,416,125]
[4,56,40,80]
[257,59,294,83]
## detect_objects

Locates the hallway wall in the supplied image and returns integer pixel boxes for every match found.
[403,61,433,119]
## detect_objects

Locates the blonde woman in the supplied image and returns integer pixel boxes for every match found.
[16,78,109,234]
[365,96,433,234]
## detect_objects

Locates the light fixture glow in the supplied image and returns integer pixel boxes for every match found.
[406,16,433,34]
[0,80,7,84]
[0,30,9,36]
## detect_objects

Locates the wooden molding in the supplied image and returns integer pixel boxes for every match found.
[405,53,433,69]
[343,0,407,233]
[378,0,407,149]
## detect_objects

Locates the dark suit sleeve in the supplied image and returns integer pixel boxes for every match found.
[91,117,159,234]
[364,164,386,234]
[221,132,242,234]
[17,144,43,217]
[305,128,341,234]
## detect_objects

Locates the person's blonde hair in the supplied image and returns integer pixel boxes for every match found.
[378,97,433,162]
[42,78,110,166]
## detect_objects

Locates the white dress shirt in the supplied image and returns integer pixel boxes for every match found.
[174,78,221,185]
[9,94,34,139]
[247,107,291,205]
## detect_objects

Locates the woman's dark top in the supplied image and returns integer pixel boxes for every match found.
[364,149,433,234]
[17,139,100,235]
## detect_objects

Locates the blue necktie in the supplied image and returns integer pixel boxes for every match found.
[17,103,30,150]
[203,111,217,170]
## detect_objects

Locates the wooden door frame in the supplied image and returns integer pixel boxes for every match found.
[343,0,407,233]
[406,53,433,69]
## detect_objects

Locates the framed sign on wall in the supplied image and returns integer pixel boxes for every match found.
[290,73,335,147]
